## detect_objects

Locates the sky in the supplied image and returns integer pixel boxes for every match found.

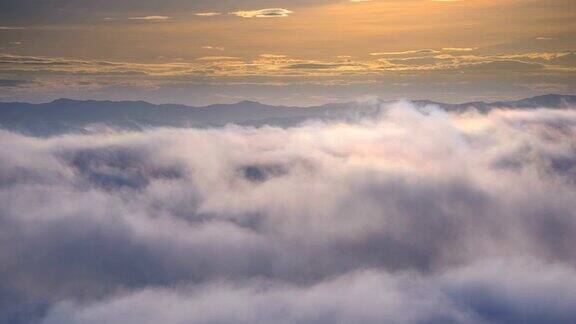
[0,0,575,105]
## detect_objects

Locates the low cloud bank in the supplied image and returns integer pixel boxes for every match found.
[1,102,576,323]
[42,260,576,324]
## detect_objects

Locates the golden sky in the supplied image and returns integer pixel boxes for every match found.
[0,0,575,105]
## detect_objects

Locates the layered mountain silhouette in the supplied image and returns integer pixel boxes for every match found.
[1,94,575,136]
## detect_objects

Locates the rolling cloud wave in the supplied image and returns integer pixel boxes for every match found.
[1,102,576,323]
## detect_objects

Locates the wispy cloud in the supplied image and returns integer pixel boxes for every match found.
[370,49,440,56]
[128,16,172,21]
[230,8,293,18]
[195,56,241,61]
[0,50,570,81]
[201,46,225,51]
[195,12,222,17]
[0,26,27,30]
[442,47,476,52]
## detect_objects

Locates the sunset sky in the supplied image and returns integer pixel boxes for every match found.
[4,3,576,323]
[1,0,575,105]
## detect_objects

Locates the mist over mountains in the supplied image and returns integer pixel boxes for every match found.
[1,97,576,323]
[1,94,575,136]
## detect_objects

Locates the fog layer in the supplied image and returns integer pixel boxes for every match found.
[1,103,576,323]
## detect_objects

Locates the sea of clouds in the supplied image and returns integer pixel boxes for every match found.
[1,102,576,323]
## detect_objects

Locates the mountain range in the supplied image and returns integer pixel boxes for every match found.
[1,94,575,136]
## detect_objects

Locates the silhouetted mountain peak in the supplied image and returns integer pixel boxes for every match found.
[51,98,78,105]
[513,94,576,107]
[237,100,263,105]
[1,94,575,136]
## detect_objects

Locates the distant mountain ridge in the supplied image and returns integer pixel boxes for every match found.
[1,94,575,136]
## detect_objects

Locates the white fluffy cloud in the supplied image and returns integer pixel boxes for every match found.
[1,103,576,323]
